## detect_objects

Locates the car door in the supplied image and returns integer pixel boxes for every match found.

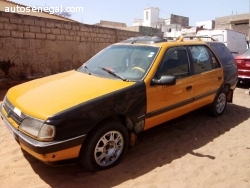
[145,46,194,130]
[188,45,224,109]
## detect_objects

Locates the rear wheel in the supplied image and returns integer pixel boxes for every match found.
[211,89,227,117]
[80,121,129,172]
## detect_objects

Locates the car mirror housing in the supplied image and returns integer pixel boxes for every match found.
[151,75,176,86]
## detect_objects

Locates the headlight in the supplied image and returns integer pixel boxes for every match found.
[19,118,43,136]
[19,118,55,141]
[38,124,55,141]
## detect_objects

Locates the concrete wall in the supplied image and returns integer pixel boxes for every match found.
[124,26,163,36]
[170,14,189,27]
[95,20,127,28]
[196,20,215,30]
[0,11,141,82]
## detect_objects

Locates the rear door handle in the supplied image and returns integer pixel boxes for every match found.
[186,86,192,90]
[218,77,222,80]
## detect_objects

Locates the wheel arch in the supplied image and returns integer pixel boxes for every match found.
[79,115,139,158]
[79,115,133,153]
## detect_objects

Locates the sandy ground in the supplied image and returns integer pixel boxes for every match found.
[0,82,250,188]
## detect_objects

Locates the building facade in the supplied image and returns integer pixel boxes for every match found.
[215,13,249,40]
[133,7,189,37]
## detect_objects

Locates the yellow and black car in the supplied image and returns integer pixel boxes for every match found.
[0,36,238,172]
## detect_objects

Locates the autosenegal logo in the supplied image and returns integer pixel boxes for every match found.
[5,5,84,15]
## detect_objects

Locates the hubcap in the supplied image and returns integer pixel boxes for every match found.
[94,131,124,166]
[216,93,226,113]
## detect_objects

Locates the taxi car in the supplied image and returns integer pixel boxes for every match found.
[0,36,238,172]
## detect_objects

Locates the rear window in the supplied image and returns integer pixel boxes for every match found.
[208,43,235,67]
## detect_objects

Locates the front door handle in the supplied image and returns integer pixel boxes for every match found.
[218,77,222,80]
[186,86,192,90]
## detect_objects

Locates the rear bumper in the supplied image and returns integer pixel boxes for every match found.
[238,69,250,80]
[0,103,86,163]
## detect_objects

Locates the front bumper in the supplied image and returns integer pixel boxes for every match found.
[0,103,86,163]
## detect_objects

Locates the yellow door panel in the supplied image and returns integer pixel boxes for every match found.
[145,77,194,130]
[192,68,223,109]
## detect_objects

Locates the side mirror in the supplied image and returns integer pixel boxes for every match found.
[151,75,176,86]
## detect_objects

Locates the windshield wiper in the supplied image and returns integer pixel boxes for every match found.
[98,67,129,81]
[83,65,91,75]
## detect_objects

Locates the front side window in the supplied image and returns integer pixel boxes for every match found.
[77,45,160,81]
[155,47,189,79]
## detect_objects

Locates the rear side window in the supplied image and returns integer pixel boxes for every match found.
[208,43,235,67]
[188,45,219,74]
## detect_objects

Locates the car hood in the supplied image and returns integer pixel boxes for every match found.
[6,70,135,120]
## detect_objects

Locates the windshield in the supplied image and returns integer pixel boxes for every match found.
[77,45,160,81]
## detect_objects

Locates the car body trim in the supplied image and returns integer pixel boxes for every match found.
[146,98,193,118]
[193,89,218,101]
[146,89,218,118]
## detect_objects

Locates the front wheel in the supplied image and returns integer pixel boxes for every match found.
[79,121,129,172]
[211,89,227,117]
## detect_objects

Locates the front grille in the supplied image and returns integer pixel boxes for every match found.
[3,99,24,125]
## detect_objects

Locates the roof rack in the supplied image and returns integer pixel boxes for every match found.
[120,35,217,44]
[120,36,167,44]
[177,36,217,42]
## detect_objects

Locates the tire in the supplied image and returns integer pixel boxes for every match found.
[80,121,129,172]
[211,89,227,117]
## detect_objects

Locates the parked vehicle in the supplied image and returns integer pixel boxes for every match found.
[0,36,238,172]
[197,29,248,56]
[234,48,250,82]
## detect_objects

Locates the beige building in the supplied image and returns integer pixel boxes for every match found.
[0,0,74,22]
[215,13,249,40]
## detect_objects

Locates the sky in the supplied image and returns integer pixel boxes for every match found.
[6,0,250,26]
